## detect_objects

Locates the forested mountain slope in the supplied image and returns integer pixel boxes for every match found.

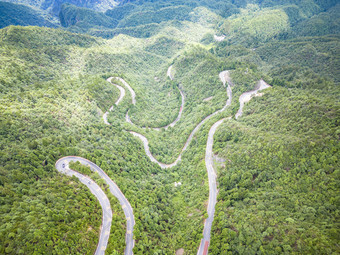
[2,0,119,15]
[0,0,339,254]
[0,1,58,29]
[58,0,339,39]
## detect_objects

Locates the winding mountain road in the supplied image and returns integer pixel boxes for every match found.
[56,156,135,255]
[130,71,232,169]
[167,65,174,80]
[197,78,271,255]
[114,69,270,254]
[103,77,126,125]
[115,77,136,105]
[55,158,112,255]
[123,65,185,131]
[105,68,270,253]
[236,79,271,119]
[56,63,271,255]
[197,117,230,255]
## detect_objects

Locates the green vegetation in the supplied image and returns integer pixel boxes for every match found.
[59,3,118,31]
[69,161,126,253]
[290,4,340,37]
[0,0,339,254]
[210,87,339,254]
[4,0,119,16]
[0,24,212,254]
[0,1,57,29]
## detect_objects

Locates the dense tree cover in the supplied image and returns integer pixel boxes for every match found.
[55,0,340,41]
[4,0,119,16]
[69,161,126,253]
[290,3,340,38]
[210,87,339,254]
[0,174,103,254]
[59,2,218,36]
[214,35,340,85]
[0,1,57,29]
[59,3,118,30]
[0,25,213,254]
[0,0,339,254]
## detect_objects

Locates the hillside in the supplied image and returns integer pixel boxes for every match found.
[0,1,339,255]
[2,0,119,15]
[0,1,57,29]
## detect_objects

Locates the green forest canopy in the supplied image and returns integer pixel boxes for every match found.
[0,0,339,254]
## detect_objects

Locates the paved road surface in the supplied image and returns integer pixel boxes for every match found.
[197,78,271,254]
[236,79,271,119]
[56,156,135,255]
[130,131,181,168]
[107,70,269,254]
[197,117,230,255]
[214,35,225,42]
[124,65,185,131]
[107,77,126,106]
[57,66,271,255]
[131,71,232,169]
[55,158,112,255]
[103,78,126,125]
[114,77,136,105]
[167,65,174,80]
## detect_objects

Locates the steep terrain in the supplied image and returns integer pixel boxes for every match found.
[2,0,119,15]
[0,1,57,28]
[0,1,339,254]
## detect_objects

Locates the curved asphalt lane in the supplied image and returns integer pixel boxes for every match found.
[56,156,134,255]
[131,71,232,169]
[55,158,112,255]
[56,68,270,254]
[197,118,230,255]
[103,78,126,125]
[114,77,136,105]
[109,70,270,254]
[167,65,174,80]
[236,79,271,119]
[124,65,185,131]
[198,78,271,254]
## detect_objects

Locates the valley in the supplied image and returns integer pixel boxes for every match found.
[0,1,339,254]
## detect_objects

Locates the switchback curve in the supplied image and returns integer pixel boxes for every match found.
[56,156,135,255]
[122,65,185,131]
[103,77,126,125]
[130,70,232,169]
